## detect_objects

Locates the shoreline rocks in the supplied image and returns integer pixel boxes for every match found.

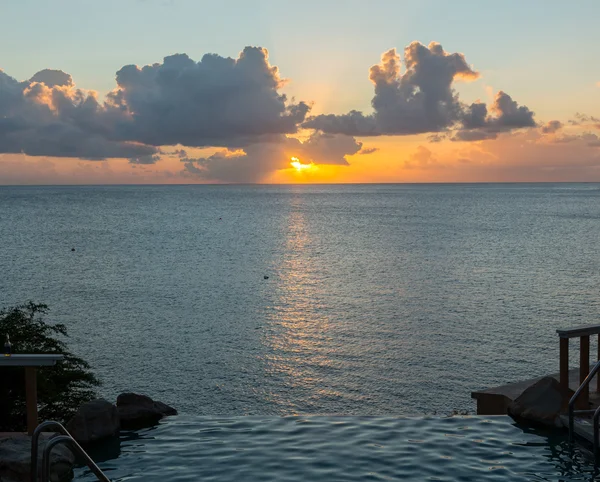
[116,393,177,430]
[66,393,177,443]
[507,376,574,428]
[66,399,120,444]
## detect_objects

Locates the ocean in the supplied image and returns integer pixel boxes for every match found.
[1,183,599,416]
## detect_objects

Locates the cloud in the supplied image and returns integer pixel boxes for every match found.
[108,48,309,148]
[303,43,536,143]
[182,132,362,182]
[569,112,600,126]
[454,91,536,141]
[129,154,161,164]
[404,145,443,169]
[0,69,158,159]
[303,42,479,136]
[29,69,73,88]
[541,120,563,134]
[554,131,600,146]
[453,129,600,180]
[427,133,447,143]
[0,47,309,159]
[300,133,361,166]
[452,129,497,141]
[358,147,378,155]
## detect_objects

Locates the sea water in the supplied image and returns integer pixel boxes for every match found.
[1,184,600,415]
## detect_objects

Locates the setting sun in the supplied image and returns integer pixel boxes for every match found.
[290,156,314,171]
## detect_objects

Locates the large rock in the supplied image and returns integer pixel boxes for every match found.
[66,399,120,443]
[0,433,74,482]
[116,393,177,430]
[508,376,573,427]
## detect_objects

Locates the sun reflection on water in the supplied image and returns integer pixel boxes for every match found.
[261,194,345,413]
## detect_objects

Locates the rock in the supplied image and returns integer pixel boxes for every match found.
[508,376,574,427]
[116,392,177,430]
[66,398,120,443]
[0,433,74,482]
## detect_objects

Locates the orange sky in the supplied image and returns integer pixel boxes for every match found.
[3,122,600,185]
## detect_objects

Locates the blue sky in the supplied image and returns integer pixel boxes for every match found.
[3,0,599,118]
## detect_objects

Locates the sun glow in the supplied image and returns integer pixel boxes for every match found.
[290,156,314,171]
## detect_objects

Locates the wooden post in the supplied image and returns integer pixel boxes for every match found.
[560,337,569,391]
[580,335,590,407]
[597,333,600,393]
[24,367,37,435]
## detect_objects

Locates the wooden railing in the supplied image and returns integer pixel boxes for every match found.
[557,325,600,407]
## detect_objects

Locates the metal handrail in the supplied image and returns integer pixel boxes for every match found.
[42,436,111,482]
[31,421,70,482]
[569,360,600,444]
[30,420,111,482]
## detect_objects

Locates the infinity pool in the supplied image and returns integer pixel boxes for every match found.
[74,416,595,481]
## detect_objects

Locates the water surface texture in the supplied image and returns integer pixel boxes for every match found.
[1,184,600,415]
[74,416,596,481]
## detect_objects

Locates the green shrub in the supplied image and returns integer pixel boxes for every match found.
[0,302,100,431]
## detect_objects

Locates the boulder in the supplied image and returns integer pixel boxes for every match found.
[508,376,573,427]
[0,433,74,482]
[116,392,177,430]
[66,399,120,444]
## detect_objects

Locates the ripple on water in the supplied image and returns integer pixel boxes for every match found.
[75,416,597,481]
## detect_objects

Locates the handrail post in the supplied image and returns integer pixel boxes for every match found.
[568,360,600,445]
[42,435,111,482]
[581,336,590,407]
[560,338,569,392]
[597,333,600,393]
[32,420,110,482]
[31,421,69,482]
[42,436,72,482]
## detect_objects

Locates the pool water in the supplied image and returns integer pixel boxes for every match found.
[74,416,596,481]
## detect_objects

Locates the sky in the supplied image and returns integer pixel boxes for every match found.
[1,0,600,184]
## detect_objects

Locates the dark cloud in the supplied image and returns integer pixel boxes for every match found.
[129,154,161,164]
[182,133,362,182]
[569,113,600,125]
[173,149,187,158]
[109,47,310,148]
[427,133,447,143]
[358,147,378,155]
[454,91,536,141]
[0,69,157,159]
[29,69,73,88]
[452,129,497,142]
[0,47,308,158]
[303,43,536,143]
[303,42,479,136]
[541,120,563,134]
[300,133,361,166]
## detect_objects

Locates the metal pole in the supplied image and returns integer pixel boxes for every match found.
[31,421,70,482]
[42,436,111,482]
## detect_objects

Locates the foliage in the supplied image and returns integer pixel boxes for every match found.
[0,302,100,431]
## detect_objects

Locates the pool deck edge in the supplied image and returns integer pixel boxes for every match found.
[471,368,600,415]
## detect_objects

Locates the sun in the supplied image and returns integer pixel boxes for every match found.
[290,156,314,171]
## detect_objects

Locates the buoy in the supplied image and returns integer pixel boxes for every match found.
[71,248,75,252]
